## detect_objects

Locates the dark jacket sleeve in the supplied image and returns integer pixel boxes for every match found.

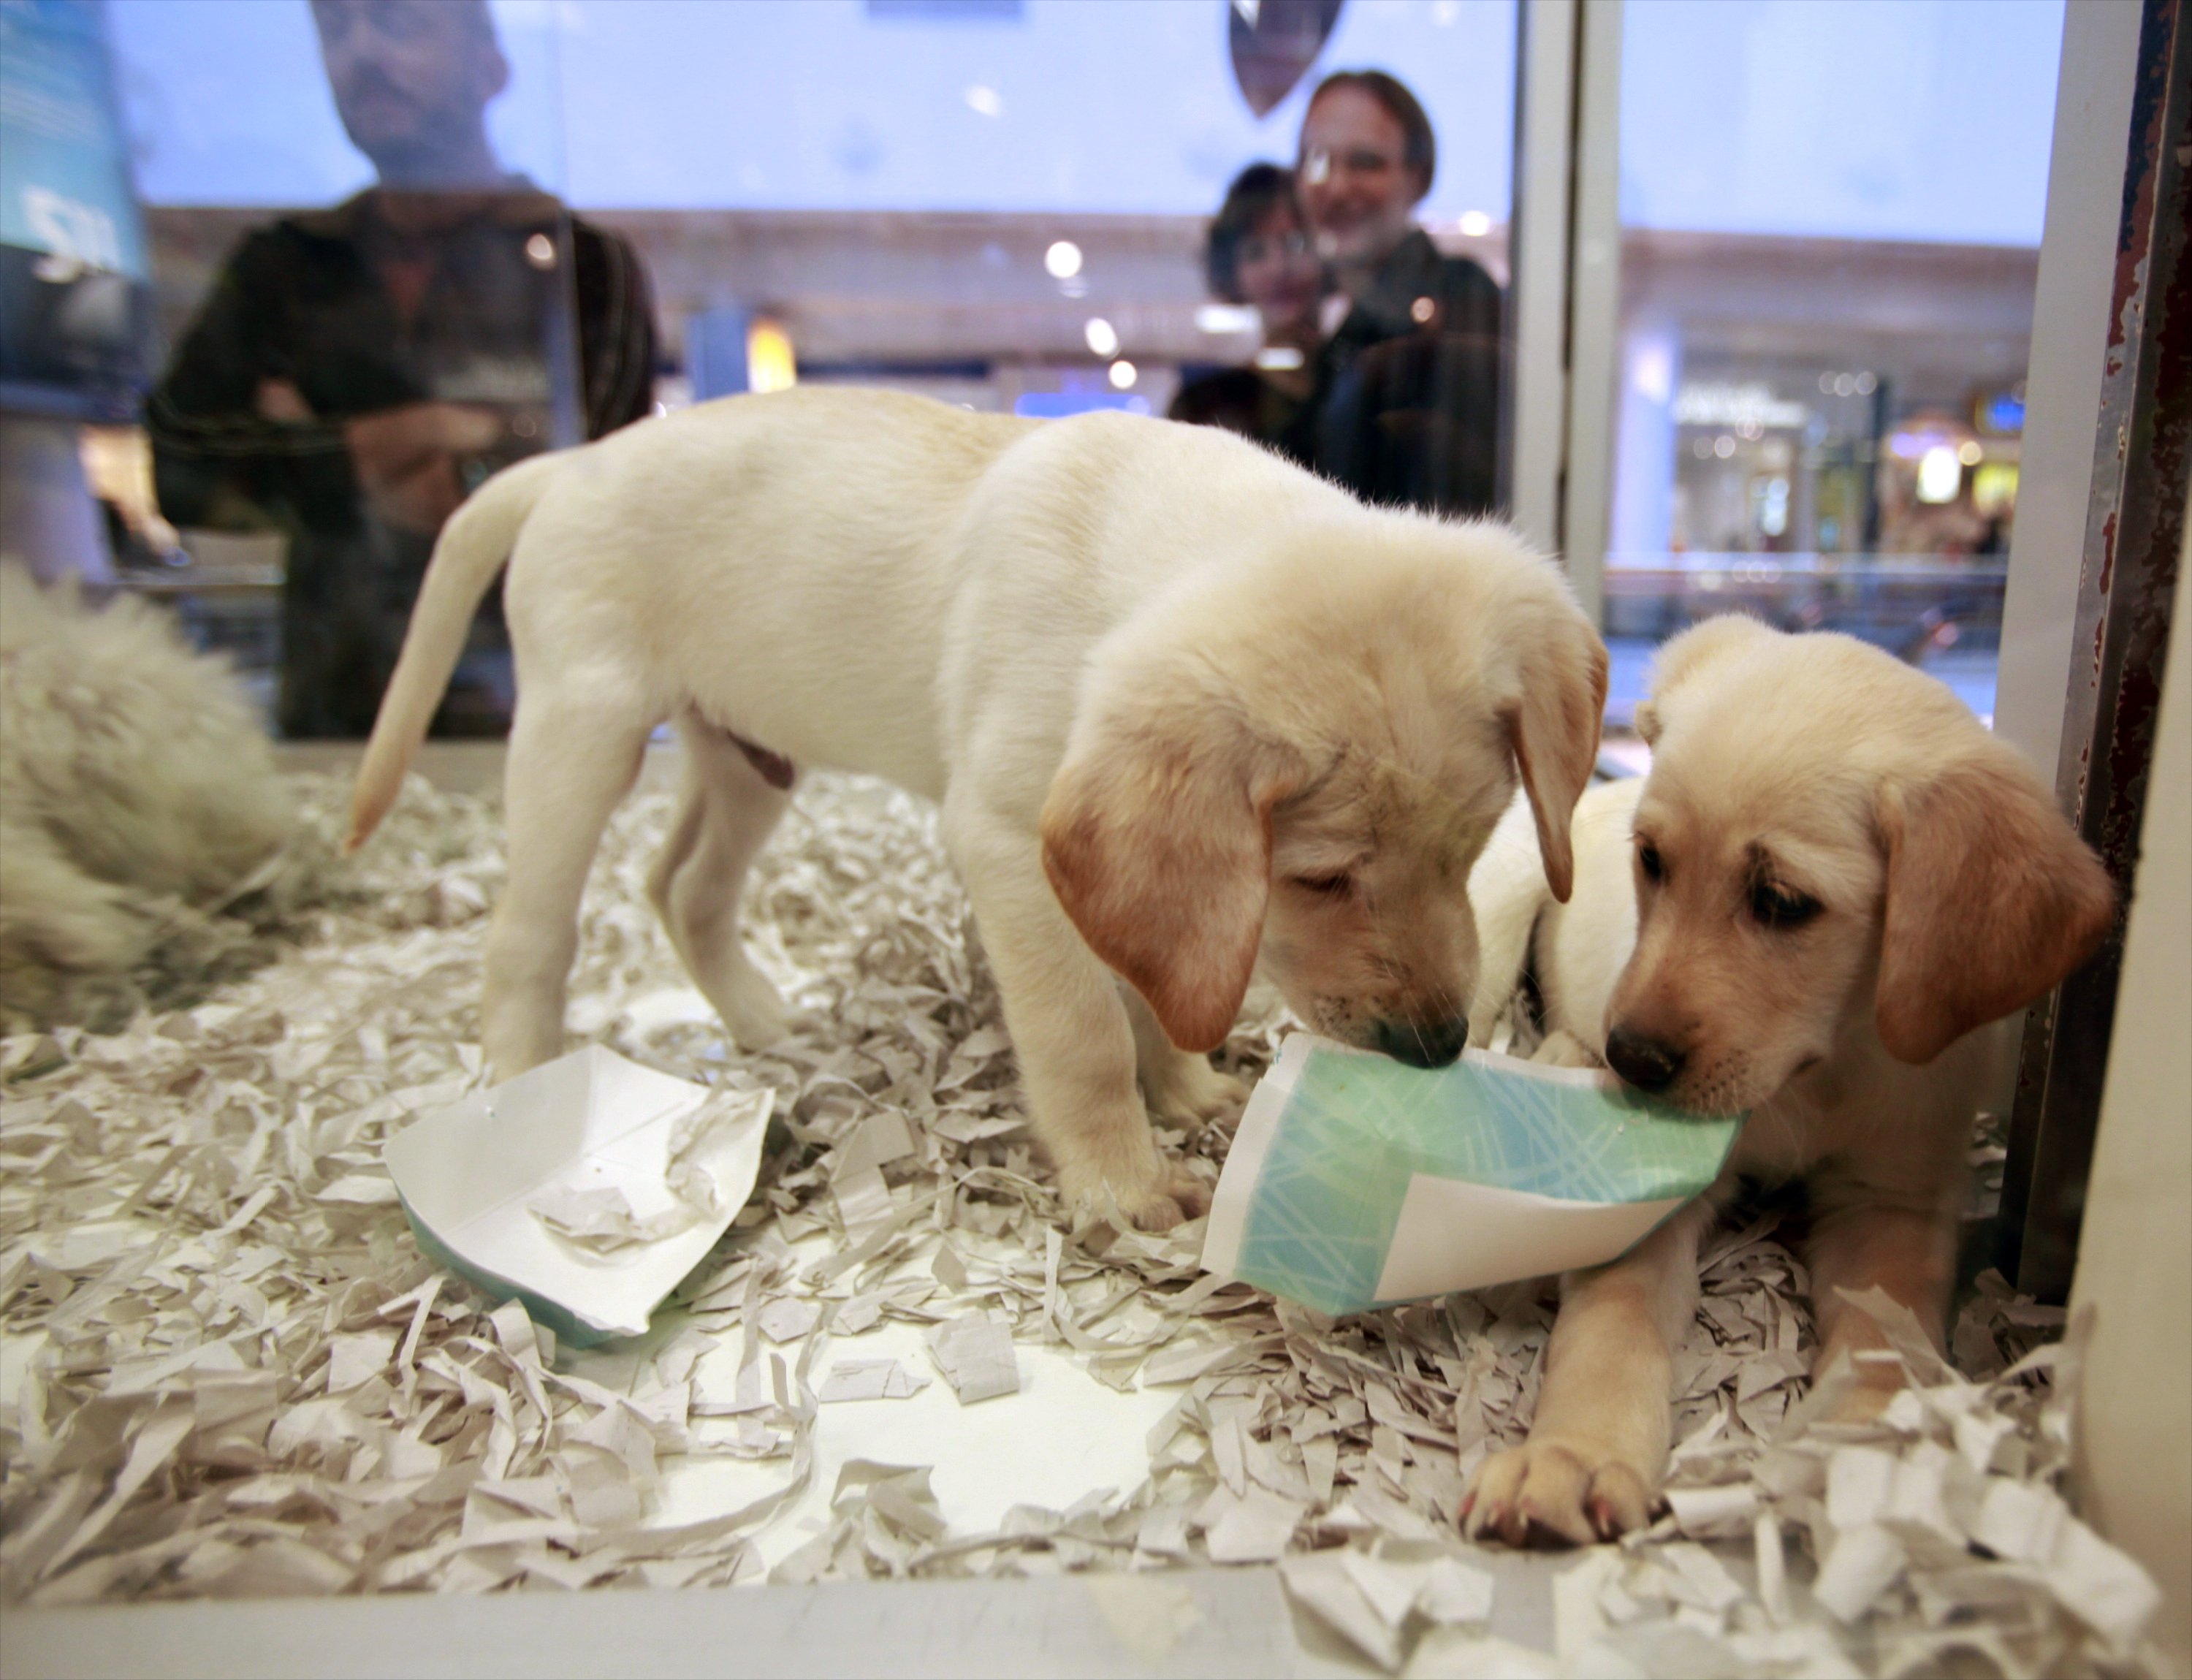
[1314,254,1505,518]
[571,221,657,439]
[145,229,361,533]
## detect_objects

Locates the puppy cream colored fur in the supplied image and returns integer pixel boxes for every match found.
[1460,617,2115,1546]
[0,565,291,1030]
[349,389,1606,1228]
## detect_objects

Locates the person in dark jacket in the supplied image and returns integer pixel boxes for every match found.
[1169,163,1326,465]
[148,0,654,738]
[1296,69,1503,517]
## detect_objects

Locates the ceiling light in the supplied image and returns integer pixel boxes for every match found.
[746,319,796,395]
[1917,445,1963,503]
[1195,303,1259,335]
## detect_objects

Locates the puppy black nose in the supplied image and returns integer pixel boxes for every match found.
[1375,1016,1469,1068]
[1605,1027,1686,1092]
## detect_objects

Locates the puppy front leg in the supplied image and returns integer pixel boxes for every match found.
[948,806,1205,1228]
[1124,987,1247,1127]
[1464,1198,1716,1545]
[1805,1196,1956,1420]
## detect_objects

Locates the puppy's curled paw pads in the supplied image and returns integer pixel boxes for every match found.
[1461,1439,1657,1548]
[1119,1165,1213,1231]
[1822,1369,1906,1427]
[696,963,801,1050]
[726,998,821,1051]
[1146,1064,1250,1127]
[1062,1160,1211,1232]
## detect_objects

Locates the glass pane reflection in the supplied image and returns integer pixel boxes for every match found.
[1605,0,2065,731]
[104,0,1525,737]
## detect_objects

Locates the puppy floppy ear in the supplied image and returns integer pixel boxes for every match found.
[1504,617,1608,903]
[1041,718,1304,1053]
[1874,745,2117,1065]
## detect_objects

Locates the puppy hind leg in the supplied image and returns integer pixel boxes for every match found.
[482,692,654,1076]
[649,719,796,1048]
[643,765,707,934]
[1124,984,1247,1126]
[1803,1197,1957,1420]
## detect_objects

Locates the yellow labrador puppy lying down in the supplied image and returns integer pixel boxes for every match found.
[346,388,1607,1229]
[1459,615,2115,1546]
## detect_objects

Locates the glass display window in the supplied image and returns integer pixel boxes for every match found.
[96,0,1528,737]
[1602,0,2063,728]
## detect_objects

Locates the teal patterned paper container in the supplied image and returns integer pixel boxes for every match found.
[1200,1034,1741,1317]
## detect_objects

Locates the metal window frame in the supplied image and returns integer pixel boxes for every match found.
[1507,0,1577,562]
[1560,0,1623,625]
[1508,0,1622,623]
[1983,0,2149,1276]
[1993,1,2149,777]
[1508,0,1631,631]
[1996,0,2191,1301]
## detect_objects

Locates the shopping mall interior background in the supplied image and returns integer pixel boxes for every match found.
[88,0,2063,731]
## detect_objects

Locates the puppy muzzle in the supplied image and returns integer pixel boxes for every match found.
[1605,1027,1687,1093]
[1373,1014,1469,1068]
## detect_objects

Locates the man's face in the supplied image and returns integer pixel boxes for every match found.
[1298,85,1426,268]
[311,0,506,170]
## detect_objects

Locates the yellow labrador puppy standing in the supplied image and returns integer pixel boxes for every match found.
[347,389,1607,1228]
[1461,616,2115,1545]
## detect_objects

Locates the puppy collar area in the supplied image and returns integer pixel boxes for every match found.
[1201,1033,1742,1316]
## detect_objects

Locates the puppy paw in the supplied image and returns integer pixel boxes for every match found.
[1820,1362,1909,1426]
[1133,1164,1214,1229]
[1060,1157,1211,1231]
[728,997,825,1051]
[704,965,802,1049]
[1143,1057,1249,1128]
[1461,1438,1659,1547]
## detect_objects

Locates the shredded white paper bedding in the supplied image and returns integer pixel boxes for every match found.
[0,771,2166,1676]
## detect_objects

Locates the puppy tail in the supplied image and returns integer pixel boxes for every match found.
[346,451,562,852]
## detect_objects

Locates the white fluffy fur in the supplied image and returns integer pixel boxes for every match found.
[348,387,1607,1228]
[0,566,292,1031]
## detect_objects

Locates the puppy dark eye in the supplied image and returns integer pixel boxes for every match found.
[1636,841,1664,883]
[1750,882,1822,929]
[1291,872,1353,897]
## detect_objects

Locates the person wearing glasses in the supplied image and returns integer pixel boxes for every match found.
[1296,69,1503,517]
[1170,163,1327,464]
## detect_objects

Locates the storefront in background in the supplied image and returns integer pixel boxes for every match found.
[1600,224,2044,723]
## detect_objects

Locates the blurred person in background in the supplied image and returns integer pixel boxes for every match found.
[1296,69,1502,517]
[147,0,655,739]
[1170,162,1325,464]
